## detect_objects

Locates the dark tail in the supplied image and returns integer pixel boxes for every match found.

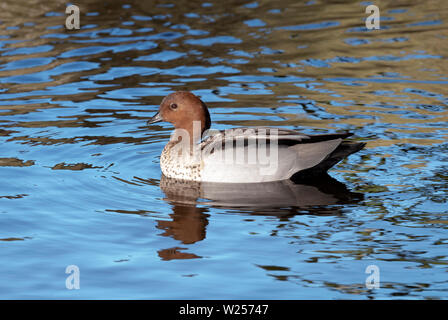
[320,141,366,171]
[291,141,366,181]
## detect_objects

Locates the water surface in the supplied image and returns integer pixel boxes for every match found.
[1,0,447,299]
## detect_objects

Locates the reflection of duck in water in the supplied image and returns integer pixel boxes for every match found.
[155,174,363,260]
[160,174,363,210]
[156,203,209,261]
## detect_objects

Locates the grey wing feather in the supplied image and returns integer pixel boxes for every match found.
[200,127,310,151]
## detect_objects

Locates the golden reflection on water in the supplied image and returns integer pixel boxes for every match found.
[0,0,447,150]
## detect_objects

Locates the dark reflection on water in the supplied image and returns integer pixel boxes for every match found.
[156,203,209,261]
[1,0,448,299]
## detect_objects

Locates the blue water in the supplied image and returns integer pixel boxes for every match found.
[0,0,447,299]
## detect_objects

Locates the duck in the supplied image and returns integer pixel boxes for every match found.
[147,91,366,183]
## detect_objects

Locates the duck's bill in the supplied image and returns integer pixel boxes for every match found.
[147,112,163,125]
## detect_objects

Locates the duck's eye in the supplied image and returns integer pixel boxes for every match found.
[170,103,178,110]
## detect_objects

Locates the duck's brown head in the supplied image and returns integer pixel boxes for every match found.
[148,91,211,143]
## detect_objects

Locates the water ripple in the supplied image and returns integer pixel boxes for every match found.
[0,0,447,299]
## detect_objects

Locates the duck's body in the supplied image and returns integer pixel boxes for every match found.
[149,91,365,183]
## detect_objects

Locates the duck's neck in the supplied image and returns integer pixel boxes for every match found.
[166,127,203,163]
[170,120,205,146]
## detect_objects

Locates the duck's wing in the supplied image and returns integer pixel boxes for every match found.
[200,126,352,150]
[197,127,364,183]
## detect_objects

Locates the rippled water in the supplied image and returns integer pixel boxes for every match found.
[1,0,447,299]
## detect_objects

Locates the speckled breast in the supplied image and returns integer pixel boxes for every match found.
[160,141,203,181]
